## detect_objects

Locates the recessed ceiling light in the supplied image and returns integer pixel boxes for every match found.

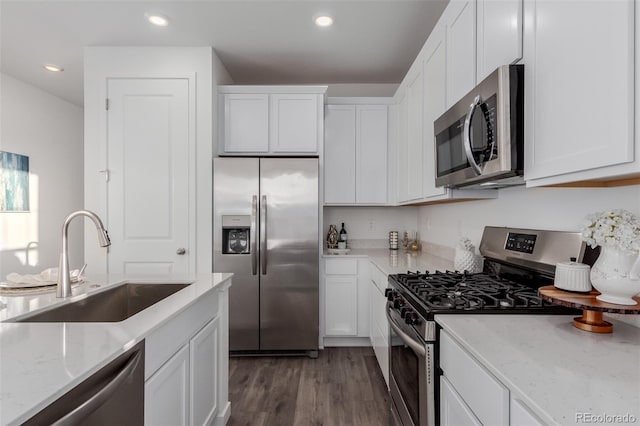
[146,13,169,27]
[43,64,63,73]
[315,15,334,27]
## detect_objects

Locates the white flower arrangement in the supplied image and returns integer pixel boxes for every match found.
[581,209,640,253]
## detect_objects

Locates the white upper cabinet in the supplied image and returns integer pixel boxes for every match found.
[270,94,321,153]
[324,101,389,205]
[422,23,448,199]
[523,0,635,185]
[476,0,523,82]
[356,105,388,204]
[224,94,269,153]
[324,105,356,204]
[219,86,326,155]
[406,67,425,202]
[445,0,477,108]
[396,93,410,203]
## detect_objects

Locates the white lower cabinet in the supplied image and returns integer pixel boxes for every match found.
[440,330,549,426]
[510,397,545,426]
[190,317,220,426]
[145,345,190,426]
[369,261,389,387]
[323,258,370,344]
[440,331,509,426]
[440,376,482,426]
[144,285,230,426]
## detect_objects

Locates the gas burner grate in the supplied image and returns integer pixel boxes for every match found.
[393,271,549,312]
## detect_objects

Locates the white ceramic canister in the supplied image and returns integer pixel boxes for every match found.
[554,261,592,292]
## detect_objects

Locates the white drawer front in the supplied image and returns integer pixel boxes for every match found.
[440,331,509,426]
[370,262,388,292]
[325,258,358,275]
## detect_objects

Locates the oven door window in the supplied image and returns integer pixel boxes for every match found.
[390,326,420,424]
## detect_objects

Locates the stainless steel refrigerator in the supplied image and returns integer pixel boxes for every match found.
[213,157,319,355]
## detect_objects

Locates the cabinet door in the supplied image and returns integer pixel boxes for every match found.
[397,93,410,203]
[325,276,358,336]
[477,0,523,82]
[270,94,320,153]
[224,94,269,153]
[406,68,424,201]
[145,345,190,426]
[440,376,482,426]
[446,0,477,107]
[356,105,388,204]
[190,317,219,426]
[511,397,545,426]
[324,105,356,204]
[524,0,634,180]
[422,24,448,199]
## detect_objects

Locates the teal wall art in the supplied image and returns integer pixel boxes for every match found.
[0,151,30,212]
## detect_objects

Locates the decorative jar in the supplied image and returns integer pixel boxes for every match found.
[590,246,640,305]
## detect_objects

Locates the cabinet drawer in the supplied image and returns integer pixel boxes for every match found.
[440,331,509,426]
[370,262,388,292]
[325,258,358,275]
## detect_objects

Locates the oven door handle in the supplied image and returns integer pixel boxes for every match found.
[386,308,426,357]
[463,94,483,176]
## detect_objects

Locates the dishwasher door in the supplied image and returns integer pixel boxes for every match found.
[23,341,145,425]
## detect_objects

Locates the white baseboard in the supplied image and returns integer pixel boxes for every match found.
[214,401,231,426]
[323,336,372,347]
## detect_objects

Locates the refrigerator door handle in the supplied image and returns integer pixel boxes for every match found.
[261,195,267,275]
[251,195,258,275]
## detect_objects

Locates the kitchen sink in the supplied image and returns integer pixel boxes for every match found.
[10,283,192,323]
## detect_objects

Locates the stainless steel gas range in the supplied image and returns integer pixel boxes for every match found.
[386,227,596,426]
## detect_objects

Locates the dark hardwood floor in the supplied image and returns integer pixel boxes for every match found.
[227,347,391,426]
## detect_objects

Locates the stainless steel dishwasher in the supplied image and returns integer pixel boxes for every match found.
[22,341,144,425]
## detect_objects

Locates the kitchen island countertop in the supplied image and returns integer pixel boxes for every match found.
[0,273,232,425]
[436,314,640,425]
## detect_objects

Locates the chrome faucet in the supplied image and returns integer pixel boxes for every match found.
[57,210,111,298]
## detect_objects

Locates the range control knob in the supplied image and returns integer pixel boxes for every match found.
[386,290,397,301]
[405,313,421,326]
[393,298,405,309]
[384,288,394,298]
[400,307,412,318]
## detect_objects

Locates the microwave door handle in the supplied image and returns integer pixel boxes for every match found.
[251,195,258,275]
[463,95,483,175]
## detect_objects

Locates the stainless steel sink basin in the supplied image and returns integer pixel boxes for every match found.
[11,283,191,323]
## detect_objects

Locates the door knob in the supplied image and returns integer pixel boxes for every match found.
[176,248,186,255]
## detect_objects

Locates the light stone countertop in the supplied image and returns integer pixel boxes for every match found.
[322,247,455,275]
[436,314,640,425]
[0,273,233,426]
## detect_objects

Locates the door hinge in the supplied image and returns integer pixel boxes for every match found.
[105,98,110,110]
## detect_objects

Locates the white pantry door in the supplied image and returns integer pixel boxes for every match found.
[107,78,191,275]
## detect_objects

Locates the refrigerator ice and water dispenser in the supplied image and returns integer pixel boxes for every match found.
[222,215,250,254]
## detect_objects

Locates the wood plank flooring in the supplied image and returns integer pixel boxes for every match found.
[227,347,391,426]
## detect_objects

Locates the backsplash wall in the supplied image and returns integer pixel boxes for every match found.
[417,185,640,250]
[324,206,419,244]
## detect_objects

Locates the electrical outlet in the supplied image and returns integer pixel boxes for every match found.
[368,220,375,231]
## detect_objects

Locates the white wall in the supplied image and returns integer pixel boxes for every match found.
[326,84,399,97]
[418,185,640,250]
[84,47,232,275]
[324,206,418,243]
[0,73,84,278]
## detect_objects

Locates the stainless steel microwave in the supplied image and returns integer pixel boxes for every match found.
[434,64,524,188]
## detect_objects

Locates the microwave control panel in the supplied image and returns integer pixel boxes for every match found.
[505,233,537,254]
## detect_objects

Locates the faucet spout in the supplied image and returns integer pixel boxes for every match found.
[57,210,111,298]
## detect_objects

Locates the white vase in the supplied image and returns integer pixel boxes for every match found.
[454,247,482,273]
[590,246,640,305]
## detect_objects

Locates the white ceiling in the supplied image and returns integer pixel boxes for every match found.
[0,0,448,107]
